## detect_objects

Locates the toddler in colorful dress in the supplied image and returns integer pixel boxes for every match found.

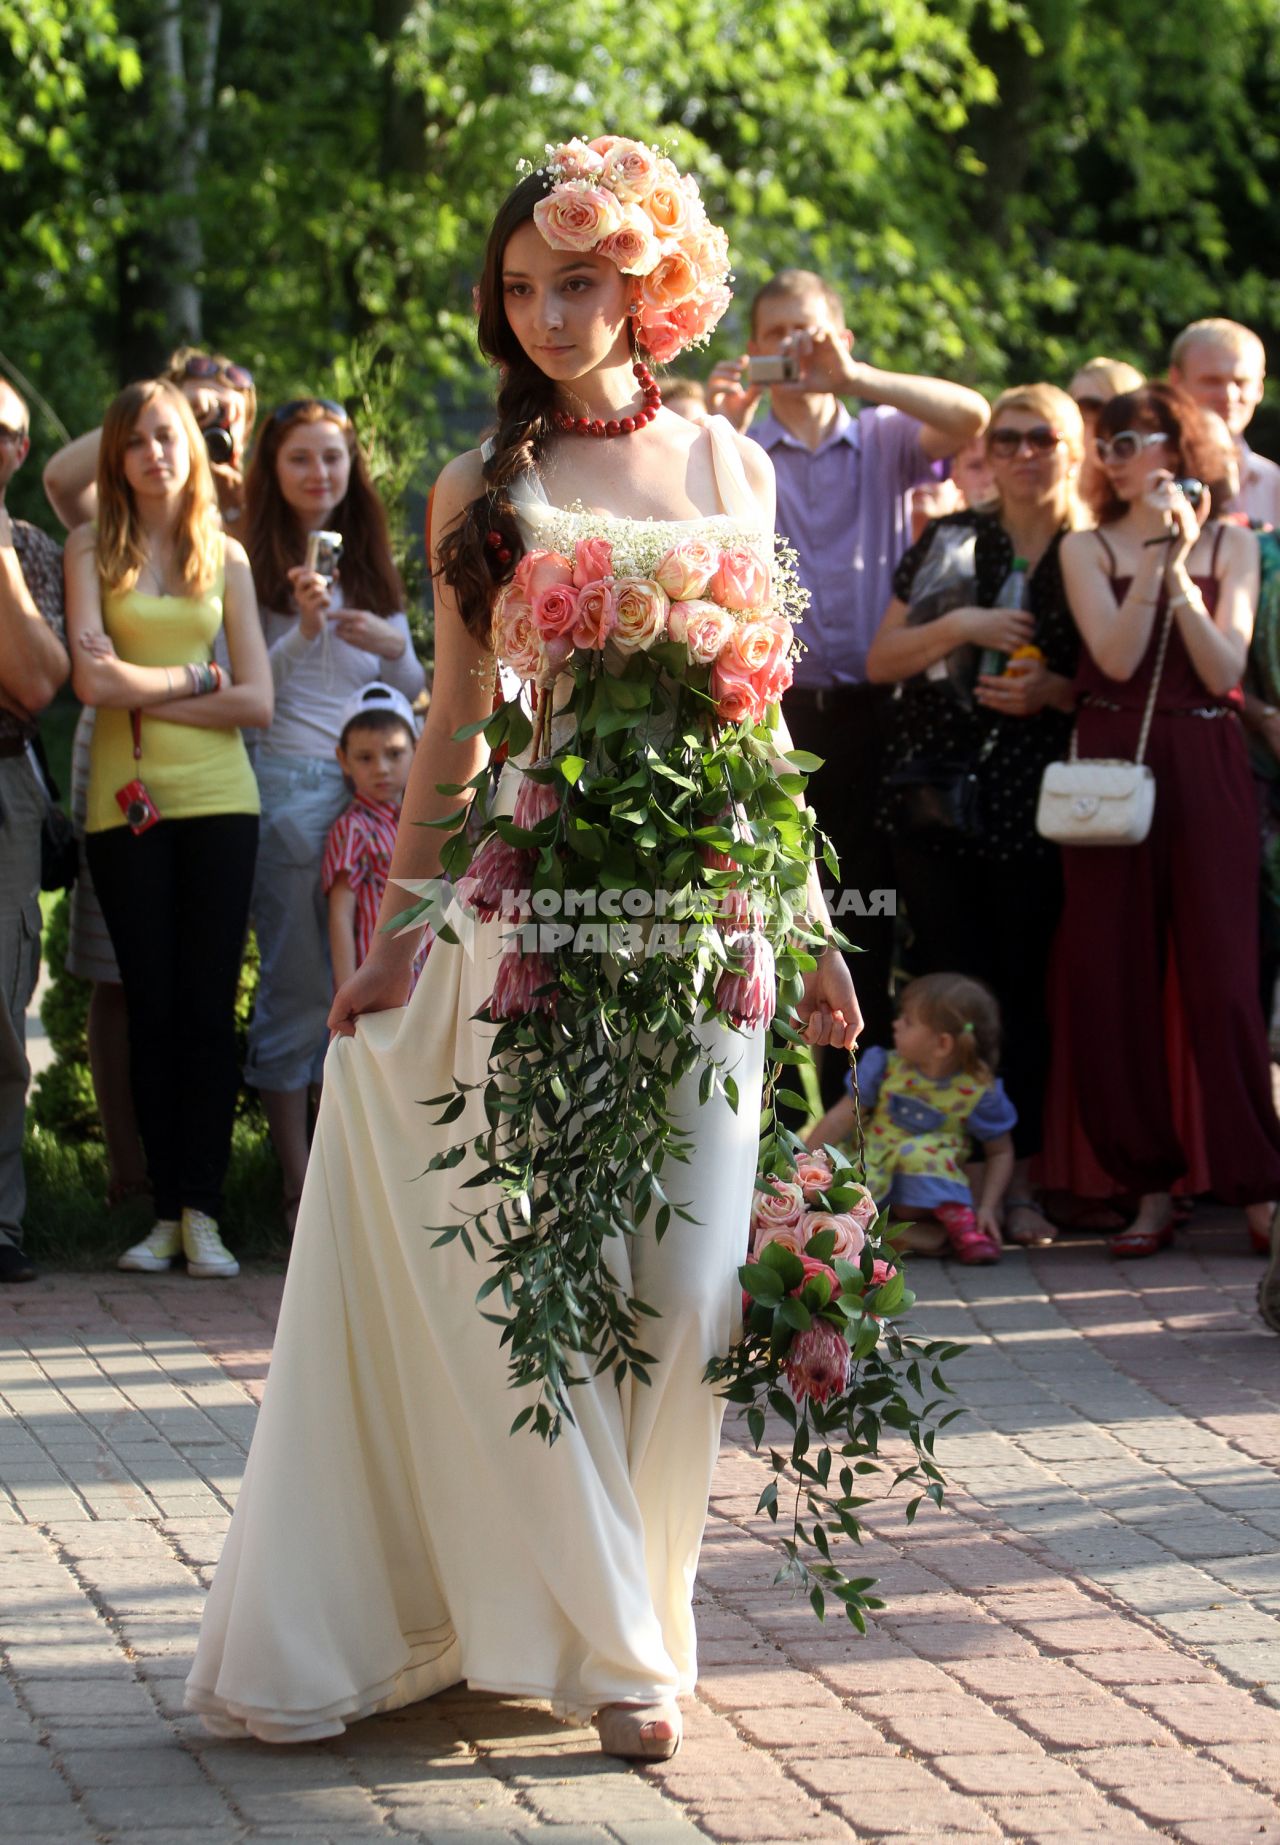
[807,972,1016,1264]
[322,683,426,993]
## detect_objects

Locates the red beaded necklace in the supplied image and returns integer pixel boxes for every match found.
[552,361,662,438]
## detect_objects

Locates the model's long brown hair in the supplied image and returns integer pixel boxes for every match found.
[95,380,222,598]
[435,171,562,643]
[245,401,404,615]
[1092,383,1217,525]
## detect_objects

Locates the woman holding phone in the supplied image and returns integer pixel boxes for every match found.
[1057,382,1280,1257]
[242,400,425,1230]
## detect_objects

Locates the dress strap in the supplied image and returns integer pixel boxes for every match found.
[1094,529,1118,575]
[1210,519,1226,575]
[705,415,758,521]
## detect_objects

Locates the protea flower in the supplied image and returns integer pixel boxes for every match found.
[783,1321,851,1406]
[458,835,535,922]
[512,770,561,831]
[715,928,776,1030]
[488,945,558,1021]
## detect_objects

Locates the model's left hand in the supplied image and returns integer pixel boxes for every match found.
[332,610,406,660]
[974,659,1056,718]
[795,945,863,1050]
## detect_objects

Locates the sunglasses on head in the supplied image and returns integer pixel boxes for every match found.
[1095,429,1168,465]
[987,424,1062,458]
[271,398,349,426]
[179,353,255,393]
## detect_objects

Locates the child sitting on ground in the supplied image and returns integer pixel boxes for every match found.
[807,972,1015,1265]
[322,682,425,993]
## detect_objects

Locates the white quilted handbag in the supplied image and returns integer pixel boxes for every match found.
[1036,609,1171,847]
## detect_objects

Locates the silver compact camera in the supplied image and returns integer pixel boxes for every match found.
[304,529,343,584]
[744,354,799,387]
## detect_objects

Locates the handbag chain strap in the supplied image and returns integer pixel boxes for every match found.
[1069,586,1175,768]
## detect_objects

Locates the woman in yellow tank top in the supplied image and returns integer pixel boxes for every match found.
[65,380,273,1278]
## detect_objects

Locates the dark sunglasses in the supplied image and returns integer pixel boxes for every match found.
[271,398,350,425]
[179,353,255,392]
[1071,394,1105,416]
[0,424,27,444]
[1095,429,1168,465]
[987,424,1062,458]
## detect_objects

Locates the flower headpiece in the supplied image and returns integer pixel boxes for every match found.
[529,137,732,365]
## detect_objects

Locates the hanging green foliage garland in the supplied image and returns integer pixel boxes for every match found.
[399,519,962,1623]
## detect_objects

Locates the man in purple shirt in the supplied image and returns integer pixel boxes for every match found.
[710,270,988,1070]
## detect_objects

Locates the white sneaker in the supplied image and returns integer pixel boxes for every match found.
[182,1209,240,1279]
[118,1220,182,1273]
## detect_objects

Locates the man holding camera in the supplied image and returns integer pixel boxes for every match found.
[709,270,988,1062]
[0,379,70,1283]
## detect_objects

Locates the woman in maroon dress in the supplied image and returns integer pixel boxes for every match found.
[1058,383,1280,1257]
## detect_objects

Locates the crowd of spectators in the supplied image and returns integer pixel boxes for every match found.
[2,287,1278,1326]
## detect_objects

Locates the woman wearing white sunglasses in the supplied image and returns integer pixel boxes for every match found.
[1057,382,1280,1260]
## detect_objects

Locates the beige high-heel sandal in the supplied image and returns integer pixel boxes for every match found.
[594,1701,682,1761]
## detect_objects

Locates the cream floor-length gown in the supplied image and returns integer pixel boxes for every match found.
[185,421,775,1741]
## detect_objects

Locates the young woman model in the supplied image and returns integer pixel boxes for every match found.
[187,145,859,1760]
[65,380,272,1276]
[242,402,425,1230]
[1058,382,1280,1256]
[51,349,258,1214]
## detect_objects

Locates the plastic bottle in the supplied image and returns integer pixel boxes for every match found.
[978,556,1028,679]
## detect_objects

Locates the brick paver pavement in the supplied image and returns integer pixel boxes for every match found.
[2,1209,1279,1843]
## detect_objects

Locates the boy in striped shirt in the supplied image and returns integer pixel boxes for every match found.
[323,683,424,992]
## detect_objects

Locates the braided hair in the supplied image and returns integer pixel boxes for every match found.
[436,171,563,644]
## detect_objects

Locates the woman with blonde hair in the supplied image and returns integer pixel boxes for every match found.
[866,382,1087,1247]
[65,379,272,1278]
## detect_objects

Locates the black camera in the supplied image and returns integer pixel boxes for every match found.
[202,409,235,467]
[1174,477,1206,510]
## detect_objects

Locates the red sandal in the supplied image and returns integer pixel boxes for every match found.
[1107,1221,1174,1259]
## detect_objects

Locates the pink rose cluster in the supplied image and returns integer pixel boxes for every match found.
[750,1158,878,1269]
[492,536,793,725]
[531,137,733,361]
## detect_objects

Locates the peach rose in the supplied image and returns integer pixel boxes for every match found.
[795,1254,841,1296]
[598,206,664,278]
[572,536,613,588]
[807,1211,866,1264]
[550,138,605,181]
[637,311,683,366]
[794,1151,835,1201]
[611,577,669,653]
[531,582,580,642]
[572,579,617,650]
[710,545,772,613]
[754,1219,807,1260]
[751,1178,806,1238]
[668,599,734,665]
[493,588,545,682]
[645,180,691,240]
[513,548,574,601]
[672,283,732,346]
[844,1183,879,1235]
[642,248,701,311]
[708,656,767,726]
[589,135,621,157]
[533,184,622,254]
[653,538,720,601]
[603,139,659,203]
